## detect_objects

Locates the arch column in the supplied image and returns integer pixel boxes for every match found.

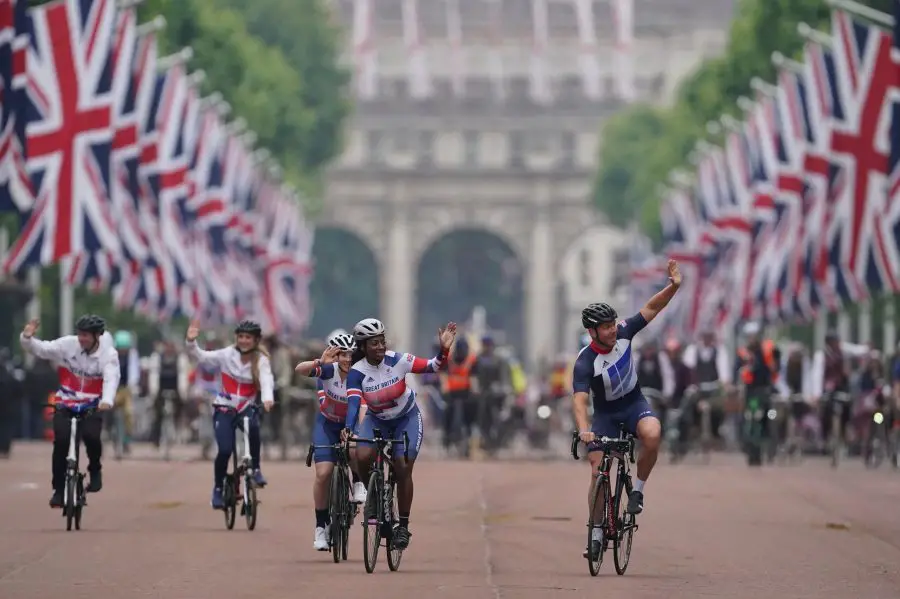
[381,183,414,350]
[526,190,557,371]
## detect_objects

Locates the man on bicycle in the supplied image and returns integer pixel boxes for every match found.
[572,259,681,546]
[810,330,867,451]
[19,315,118,507]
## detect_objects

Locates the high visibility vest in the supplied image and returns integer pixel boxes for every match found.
[445,355,476,392]
[739,340,779,385]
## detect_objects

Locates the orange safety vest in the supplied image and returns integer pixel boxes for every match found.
[445,355,476,392]
[739,340,779,385]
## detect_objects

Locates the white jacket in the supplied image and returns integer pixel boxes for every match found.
[185,341,274,411]
[20,332,120,408]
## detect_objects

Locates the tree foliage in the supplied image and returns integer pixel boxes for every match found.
[592,0,894,241]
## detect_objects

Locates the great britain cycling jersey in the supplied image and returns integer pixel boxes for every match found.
[344,349,448,429]
[307,363,350,423]
[572,313,649,412]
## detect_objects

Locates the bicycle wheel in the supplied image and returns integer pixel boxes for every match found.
[329,467,346,563]
[386,480,403,571]
[362,471,382,574]
[64,474,77,532]
[585,473,609,576]
[223,474,237,530]
[74,474,84,531]
[244,476,258,531]
[612,469,635,575]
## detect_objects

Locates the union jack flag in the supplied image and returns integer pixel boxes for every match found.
[0,0,32,216]
[827,10,899,295]
[4,0,120,274]
[884,0,900,280]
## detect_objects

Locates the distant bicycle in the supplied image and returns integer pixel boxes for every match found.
[219,405,261,531]
[48,404,97,531]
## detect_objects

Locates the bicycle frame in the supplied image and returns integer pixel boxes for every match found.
[64,413,80,506]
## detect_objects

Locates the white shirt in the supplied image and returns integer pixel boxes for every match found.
[20,332,120,408]
[185,340,274,411]
[681,343,732,385]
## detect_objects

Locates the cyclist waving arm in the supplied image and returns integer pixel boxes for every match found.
[638,260,682,323]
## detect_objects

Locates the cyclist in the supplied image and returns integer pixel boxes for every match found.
[185,319,275,509]
[19,315,118,507]
[148,339,189,448]
[573,258,681,556]
[294,331,368,551]
[344,317,457,551]
[110,330,140,455]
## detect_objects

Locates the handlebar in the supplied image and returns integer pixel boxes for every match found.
[351,429,410,461]
[571,430,636,463]
[306,435,352,468]
[42,403,99,418]
[215,404,261,416]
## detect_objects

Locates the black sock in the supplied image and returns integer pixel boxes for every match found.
[399,513,409,528]
[315,509,330,528]
[351,470,361,485]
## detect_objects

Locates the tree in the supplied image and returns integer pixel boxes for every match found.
[591,0,895,241]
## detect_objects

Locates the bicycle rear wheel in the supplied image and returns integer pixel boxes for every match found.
[223,474,237,530]
[362,471,382,573]
[330,467,347,563]
[585,473,609,576]
[244,476,258,531]
[612,469,635,575]
[386,480,402,571]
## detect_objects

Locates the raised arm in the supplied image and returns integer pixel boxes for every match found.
[639,260,681,324]
[19,319,68,362]
[184,340,231,367]
[295,346,339,378]
[404,347,450,375]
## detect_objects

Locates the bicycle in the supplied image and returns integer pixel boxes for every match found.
[48,404,97,531]
[219,405,261,531]
[571,427,639,576]
[353,429,409,574]
[306,436,360,563]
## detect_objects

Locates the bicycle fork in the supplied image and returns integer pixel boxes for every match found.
[64,416,78,506]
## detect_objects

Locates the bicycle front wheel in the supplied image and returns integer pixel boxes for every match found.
[386,481,402,571]
[362,471,382,573]
[330,466,348,563]
[223,475,237,530]
[65,475,77,532]
[244,477,258,531]
[585,473,608,576]
[612,470,635,575]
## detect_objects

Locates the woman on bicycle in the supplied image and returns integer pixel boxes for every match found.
[343,317,457,550]
[185,319,274,510]
[295,331,368,551]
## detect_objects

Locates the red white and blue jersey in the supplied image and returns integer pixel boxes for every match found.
[307,363,349,423]
[572,313,648,413]
[345,349,447,427]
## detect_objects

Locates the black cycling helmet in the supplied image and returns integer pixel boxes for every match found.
[75,314,106,335]
[234,320,262,337]
[581,303,617,328]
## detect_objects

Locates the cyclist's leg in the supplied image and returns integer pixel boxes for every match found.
[120,388,134,446]
[355,411,378,484]
[627,397,660,514]
[390,405,424,549]
[82,411,104,492]
[151,392,164,447]
[312,412,339,548]
[213,409,236,488]
[50,409,70,505]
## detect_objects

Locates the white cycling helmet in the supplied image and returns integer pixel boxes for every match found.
[353,317,386,342]
[327,332,356,352]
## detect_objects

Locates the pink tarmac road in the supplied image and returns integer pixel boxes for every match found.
[0,442,898,599]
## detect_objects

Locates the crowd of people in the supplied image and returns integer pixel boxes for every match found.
[6,255,898,565]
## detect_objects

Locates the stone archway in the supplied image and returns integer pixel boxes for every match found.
[307,227,380,339]
[414,228,525,353]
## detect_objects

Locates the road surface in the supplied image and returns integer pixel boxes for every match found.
[0,442,898,598]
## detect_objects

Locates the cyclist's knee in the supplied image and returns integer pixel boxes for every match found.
[314,462,334,482]
[356,445,376,463]
[637,417,662,451]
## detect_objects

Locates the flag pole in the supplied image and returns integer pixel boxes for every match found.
[59,257,74,335]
